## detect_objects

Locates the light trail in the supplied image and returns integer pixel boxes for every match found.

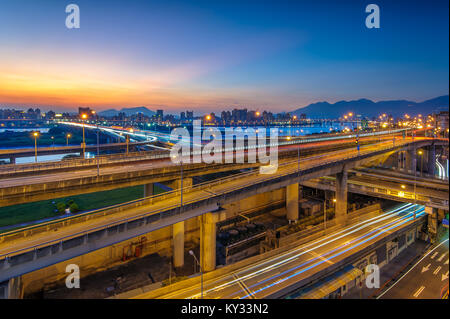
[184,204,413,297]
[182,203,420,299]
[238,207,425,299]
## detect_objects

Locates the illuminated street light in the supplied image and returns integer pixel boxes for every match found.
[81,113,87,158]
[32,131,39,162]
[66,133,72,146]
[401,184,406,189]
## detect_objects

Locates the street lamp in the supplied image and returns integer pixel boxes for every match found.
[189,250,203,299]
[81,113,87,158]
[172,154,184,207]
[418,150,424,176]
[66,133,71,146]
[33,131,39,162]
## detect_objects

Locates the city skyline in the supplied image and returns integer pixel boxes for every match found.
[0,0,448,113]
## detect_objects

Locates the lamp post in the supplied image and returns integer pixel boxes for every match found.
[33,131,39,163]
[66,133,71,146]
[418,150,424,177]
[189,250,203,299]
[172,154,184,207]
[81,113,87,158]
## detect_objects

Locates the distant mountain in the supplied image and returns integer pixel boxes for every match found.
[98,106,156,117]
[291,95,449,119]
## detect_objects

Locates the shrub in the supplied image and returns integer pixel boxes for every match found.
[56,202,66,214]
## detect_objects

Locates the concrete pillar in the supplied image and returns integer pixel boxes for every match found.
[0,276,23,299]
[167,177,193,191]
[425,206,438,243]
[173,221,185,268]
[286,183,299,222]
[200,212,219,272]
[397,151,406,170]
[427,144,436,176]
[9,157,15,165]
[335,169,348,225]
[143,183,154,197]
[406,149,416,173]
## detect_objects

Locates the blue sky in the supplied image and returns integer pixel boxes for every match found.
[0,0,448,113]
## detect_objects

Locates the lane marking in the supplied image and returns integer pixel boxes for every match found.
[445,259,449,265]
[433,266,441,275]
[377,238,449,299]
[413,286,425,298]
[431,252,439,259]
[422,263,431,273]
[437,252,447,262]
[232,273,255,299]
[442,271,449,281]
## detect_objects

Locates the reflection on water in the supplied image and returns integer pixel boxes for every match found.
[5,152,96,164]
[0,128,50,133]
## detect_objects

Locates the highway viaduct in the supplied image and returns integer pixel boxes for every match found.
[0,137,447,298]
[0,134,407,207]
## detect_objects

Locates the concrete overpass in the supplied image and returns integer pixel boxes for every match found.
[301,174,449,210]
[0,133,415,207]
[0,141,158,163]
[0,138,439,285]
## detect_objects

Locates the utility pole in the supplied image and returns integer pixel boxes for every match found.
[189,250,203,299]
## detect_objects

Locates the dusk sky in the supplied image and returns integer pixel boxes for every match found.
[0,0,448,114]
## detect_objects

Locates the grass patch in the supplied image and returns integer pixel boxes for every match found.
[0,184,167,229]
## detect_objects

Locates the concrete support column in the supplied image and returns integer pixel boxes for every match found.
[173,221,185,268]
[168,177,193,191]
[143,183,154,197]
[9,157,16,165]
[200,212,219,272]
[335,169,348,225]
[286,183,299,222]
[2,276,23,299]
[427,144,436,176]
[405,149,415,174]
[397,151,406,170]
[425,206,438,243]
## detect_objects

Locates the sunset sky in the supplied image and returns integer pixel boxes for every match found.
[0,0,448,114]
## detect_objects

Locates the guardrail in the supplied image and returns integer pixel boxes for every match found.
[0,138,415,259]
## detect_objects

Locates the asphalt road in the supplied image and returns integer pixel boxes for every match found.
[136,203,426,299]
[378,228,449,299]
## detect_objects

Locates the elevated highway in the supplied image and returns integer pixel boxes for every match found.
[130,204,426,299]
[0,141,157,161]
[301,173,449,210]
[0,138,437,282]
[0,135,444,207]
